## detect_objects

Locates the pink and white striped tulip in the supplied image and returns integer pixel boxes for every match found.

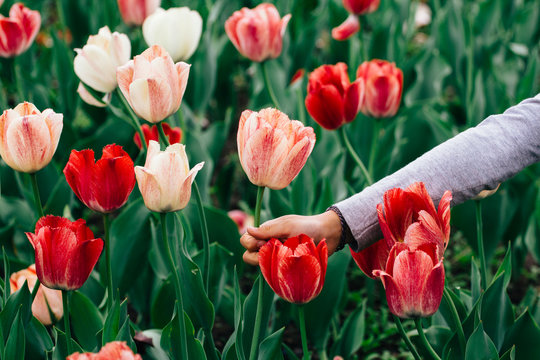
[117,45,190,123]
[0,3,41,57]
[0,102,63,173]
[237,108,315,190]
[225,3,291,62]
[135,140,204,212]
[117,0,161,26]
[74,26,131,93]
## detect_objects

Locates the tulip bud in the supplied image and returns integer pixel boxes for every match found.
[133,123,182,150]
[259,235,328,304]
[135,140,204,213]
[343,0,380,15]
[414,2,432,29]
[26,216,104,291]
[0,102,63,173]
[143,7,202,62]
[356,60,403,118]
[67,341,142,360]
[237,108,315,190]
[117,0,161,26]
[117,45,190,123]
[10,264,63,325]
[74,26,131,93]
[225,3,291,62]
[305,63,364,130]
[0,3,41,57]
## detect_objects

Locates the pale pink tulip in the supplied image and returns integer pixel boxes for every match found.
[10,264,63,325]
[0,102,63,173]
[117,45,190,123]
[117,0,161,26]
[237,108,315,190]
[225,3,291,62]
[77,83,111,107]
[135,140,204,212]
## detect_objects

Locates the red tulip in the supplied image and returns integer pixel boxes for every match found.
[26,216,103,291]
[133,123,182,150]
[64,144,136,213]
[259,235,327,304]
[225,3,291,62]
[237,108,315,190]
[117,0,161,26]
[356,60,403,118]
[373,242,445,318]
[0,3,41,57]
[342,0,380,15]
[305,63,364,130]
[67,341,142,360]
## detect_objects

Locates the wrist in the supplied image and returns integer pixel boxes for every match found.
[316,210,342,254]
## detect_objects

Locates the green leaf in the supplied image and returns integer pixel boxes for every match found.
[25,316,53,360]
[330,299,366,358]
[501,310,540,359]
[161,311,206,360]
[465,322,498,360]
[0,282,31,343]
[492,244,512,289]
[70,291,103,351]
[258,327,285,360]
[50,327,84,360]
[102,298,128,346]
[471,259,482,304]
[4,308,25,360]
[481,273,514,350]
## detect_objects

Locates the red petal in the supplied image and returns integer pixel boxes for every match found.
[350,238,390,279]
[331,14,360,41]
[63,149,96,210]
[380,188,414,243]
[259,238,280,292]
[277,254,322,303]
[305,85,345,130]
[0,19,24,56]
[344,78,364,123]
[421,260,445,316]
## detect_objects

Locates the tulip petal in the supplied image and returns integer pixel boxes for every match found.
[351,238,390,279]
[259,238,279,292]
[135,166,163,212]
[268,135,314,190]
[277,254,321,304]
[344,78,364,123]
[331,14,360,41]
[0,19,24,56]
[378,188,413,244]
[65,237,103,291]
[129,77,173,123]
[375,270,407,317]
[421,260,445,316]
[117,61,134,100]
[63,149,97,210]
[74,45,118,93]
[305,85,346,130]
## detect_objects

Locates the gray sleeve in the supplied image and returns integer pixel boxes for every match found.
[335,94,540,251]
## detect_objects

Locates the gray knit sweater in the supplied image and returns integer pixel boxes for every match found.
[335,94,540,251]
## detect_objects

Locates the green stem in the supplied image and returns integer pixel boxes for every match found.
[262,61,281,109]
[296,87,306,125]
[475,200,487,289]
[29,173,44,218]
[298,306,310,360]
[160,213,188,360]
[248,186,266,360]
[443,288,466,355]
[368,120,380,178]
[414,318,441,360]
[157,121,169,146]
[392,315,421,360]
[13,57,25,102]
[62,290,73,356]
[103,214,114,310]
[116,89,147,152]
[339,126,373,185]
[55,0,67,31]
[193,181,210,293]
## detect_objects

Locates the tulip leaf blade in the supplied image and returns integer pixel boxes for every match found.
[0,280,32,344]
[4,307,25,360]
[50,327,84,360]
[464,322,498,360]
[161,310,205,360]
[330,299,367,358]
[258,327,285,360]
[70,290,103,351]
[480,272,514,351]
[500,310,540,359]
[24,316,54,359]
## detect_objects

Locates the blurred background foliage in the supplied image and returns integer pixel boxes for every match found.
[0,0,539,358]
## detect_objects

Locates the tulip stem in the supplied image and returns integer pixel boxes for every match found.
[254,186,265,228]
[262,61,281,109]
[296,87,306,125]
[193,181,211,293]
[392,315,421,360]
[29,173,45,219]
[339,126,373,185]
[160,213,188,360]
[414,318,441,360]
[475,200,488,289]
[103,214,114,310]
[368,120,381,178]
[442,287,466,355]
[298,306,310,360]
[116,89,148,152]
[157,121,170,146]
[62,290,73,356]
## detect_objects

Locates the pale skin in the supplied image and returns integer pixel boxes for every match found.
[240,210,342,265]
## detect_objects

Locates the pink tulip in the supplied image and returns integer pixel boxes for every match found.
[331,14,360,41]
[117,45,190,123]
[228,210,254,234]
[225,3,291,62]
[10,264,63,325]
[0,3,40,57]
[135,140,204,213]
[0,102,63,173]
[117,0,161,26]
[237,108,315,190]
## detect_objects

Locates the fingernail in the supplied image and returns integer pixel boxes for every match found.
[257,241,266,249]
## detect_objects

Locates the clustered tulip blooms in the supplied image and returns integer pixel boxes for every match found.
[0,102,63,173]
[351,182,451,318]
[225,3,291,62]
[0,3,41,57]
[117,0,161,26]
[133,123,182,150]
[259,234,328,304]
[67,341,142,360]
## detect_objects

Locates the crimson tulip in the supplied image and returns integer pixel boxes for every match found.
[259,235,327,304]
[356,60,403,118]
[133,123,182,150]
[305,63,364,130]
[0,3,40,57]
[26,216,103,291]
[63,144,136,213]
[117,0,160,26]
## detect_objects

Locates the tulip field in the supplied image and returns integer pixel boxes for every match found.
[1,0,540,359]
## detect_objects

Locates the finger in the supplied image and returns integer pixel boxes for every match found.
[247,215,295,239]
[240,233,267,251]
[242,250,259,266]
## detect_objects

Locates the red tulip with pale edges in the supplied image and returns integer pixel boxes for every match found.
[0,102,63,173]
[305,63,364,130]
[117,45,190,123]
[133,123,182,150]
[0,3,41,57]
[259,235,328,304]
[117,0,160,26]
[237,108,315,190]
[356,59,403,118]
[26,216,104,291]
[332,0,379,41]
[63,144,136,213]
[225,3,291,62]
[67,341,142,360]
